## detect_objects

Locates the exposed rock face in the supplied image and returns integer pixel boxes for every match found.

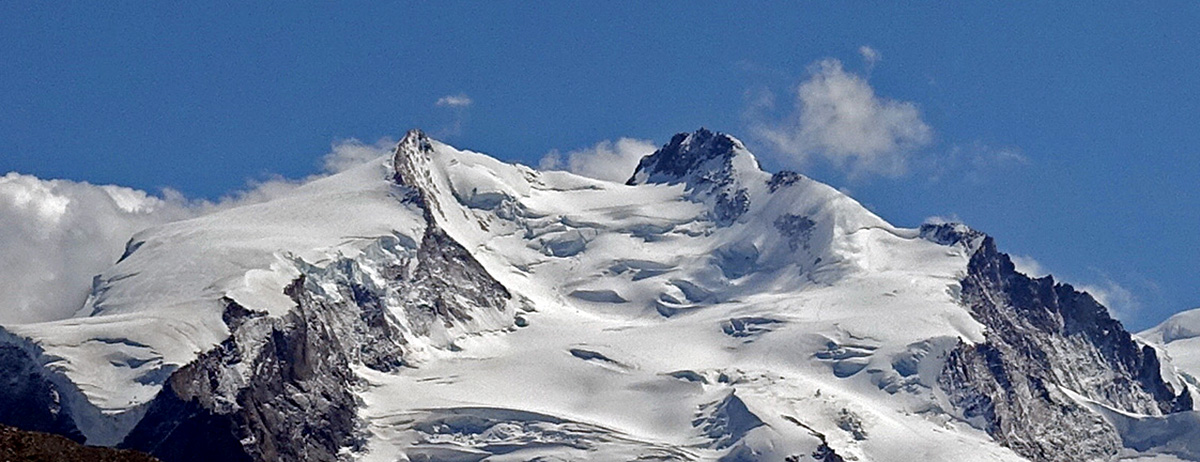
[121,216,513,462]
[767,171,803,193]
[694,392,764,450]
[774,213,816,251]
[0,335,84,442]
[119,287,365,461]
[117,133,514,461]
[627,128,753,226]
[924,223,1193,462]
[391,128,442,218]
[0,424,158,462]
[409,224,511,328]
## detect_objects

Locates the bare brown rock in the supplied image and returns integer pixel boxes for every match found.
[0,424,157,462]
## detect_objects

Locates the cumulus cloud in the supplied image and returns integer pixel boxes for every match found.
[751,58,932,177]
[538,138,657,182]
[435,94,473,108]
[0,173,198,324]
[0,137,399,325]
[859,45,881,71]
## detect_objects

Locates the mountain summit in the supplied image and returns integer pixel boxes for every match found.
[628,128,764,225]
[0,129,1196,462]
[627,128,757,185]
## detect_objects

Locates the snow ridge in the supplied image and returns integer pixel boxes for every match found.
[0,128,1196,462]
[929,223,1192,461]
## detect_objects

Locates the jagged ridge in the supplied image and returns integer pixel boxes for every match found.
[925,223,1192,462]
[628,128,757,225]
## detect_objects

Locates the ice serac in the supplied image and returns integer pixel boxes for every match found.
[924,223,1193,462]
[628,128,759,225]
[118,132,516,462]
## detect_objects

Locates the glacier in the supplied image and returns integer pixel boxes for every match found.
[0,128,1196,462]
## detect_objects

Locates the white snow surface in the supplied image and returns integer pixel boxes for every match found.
[1142,308,1200,409]
[4,156,427,443]
[5,133,1037,459]
[354,136,1012,461]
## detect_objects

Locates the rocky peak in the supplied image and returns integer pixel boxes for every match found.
[391,129,435,185]
[390,128,446,219]
[626,128,755,186]
[919,222,988,254]
[930,222,1192,461]
[627,129,760,226]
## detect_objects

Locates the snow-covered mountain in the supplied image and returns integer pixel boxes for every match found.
[0,128,1196,461]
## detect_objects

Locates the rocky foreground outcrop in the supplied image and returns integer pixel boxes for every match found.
[0,424,158,462]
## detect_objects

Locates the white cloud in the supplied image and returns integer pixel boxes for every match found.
[0,137,399,325]
[538,138,657,183]
[537,151,563,170]
[435,93,473,108]
[926,141,1029,184]
[1079,278,1141,322]
[1010,254,1049,278]
[859,45,881,71]
[434,94,473,137]
[922,214,962,226]
[320,137,396,174]
[753,58,932,177]
[0,173,197,324]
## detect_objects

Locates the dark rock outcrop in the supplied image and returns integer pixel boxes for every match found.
[0,338,84,443]
[119,132,515,461]
[121,216,513,462]
[628,128,754,226]
[120,289,364,462]
[767,171,803,193]
[0,424,158,462]
[924,223,1192,462]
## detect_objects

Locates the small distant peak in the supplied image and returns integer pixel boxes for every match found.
[627,128,760,226]
[626,128,752,186]
[919,221,989,254]
[396,129,434,154]
[391,129,439,191]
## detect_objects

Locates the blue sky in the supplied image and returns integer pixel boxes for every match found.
[1,2,1197,330]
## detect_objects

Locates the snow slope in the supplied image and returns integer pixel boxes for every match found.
[1143,308,1200,410]
[0,128,1193,461]
[1144,308,1200,381]
[3,155,429,443]
[348,130,1012,461]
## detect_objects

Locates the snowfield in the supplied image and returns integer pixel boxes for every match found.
[1,129,1196,461]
